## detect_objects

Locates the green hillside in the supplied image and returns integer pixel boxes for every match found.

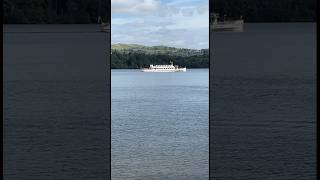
[112,44,208,57]
[111,44,209,69]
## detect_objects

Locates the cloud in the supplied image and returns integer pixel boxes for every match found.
[197,5,208,14]
[112,21,208,49]
[181,7,195,17]
[112,18,135,25]
[112,0,209,49]
[111,0,160,14]
[157,5,180,17]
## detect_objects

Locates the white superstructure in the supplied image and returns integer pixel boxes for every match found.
[141,62,186,72]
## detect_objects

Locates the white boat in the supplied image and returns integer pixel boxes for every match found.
[210,13,244,32]
[97,16,110,32]
[100,22,110,32]
[141,62,186,72]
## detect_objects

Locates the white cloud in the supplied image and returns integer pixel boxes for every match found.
[111,0,209,49]
[112,18,135,25]
[181,8,195,17]
[111,0,160,14]
[197,5,208,14]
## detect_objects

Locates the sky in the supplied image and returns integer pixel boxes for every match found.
[111,0,209,49]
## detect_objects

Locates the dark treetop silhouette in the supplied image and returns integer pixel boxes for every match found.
[3,0,110,24]
[210,0,316,22]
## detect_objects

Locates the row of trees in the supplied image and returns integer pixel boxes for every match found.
[111,50,209,69]
[210,0,316,22]
[3,0,110,24]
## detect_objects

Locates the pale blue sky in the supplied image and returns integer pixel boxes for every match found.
[111,0,209,49]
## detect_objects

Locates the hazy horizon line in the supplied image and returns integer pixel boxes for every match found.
[111,43,208,50]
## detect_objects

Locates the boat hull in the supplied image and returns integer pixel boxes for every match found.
[210,20,244,32]
[141,68,186,72]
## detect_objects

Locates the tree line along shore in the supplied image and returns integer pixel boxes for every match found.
[4,0,110,24]
[111,44,209,69]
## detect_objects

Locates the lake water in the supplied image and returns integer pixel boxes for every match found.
[111,69,209,179]
[3,25,110,179]
[210,23,316,179]
[3,23,316,179]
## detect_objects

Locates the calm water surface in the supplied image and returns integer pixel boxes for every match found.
[111,69,209,180]
[4,25,110,179]
[210,23,316,179]
[3,23,316,179]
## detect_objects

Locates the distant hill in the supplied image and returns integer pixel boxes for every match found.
[112,44,208,57]
[111,44,209,69]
